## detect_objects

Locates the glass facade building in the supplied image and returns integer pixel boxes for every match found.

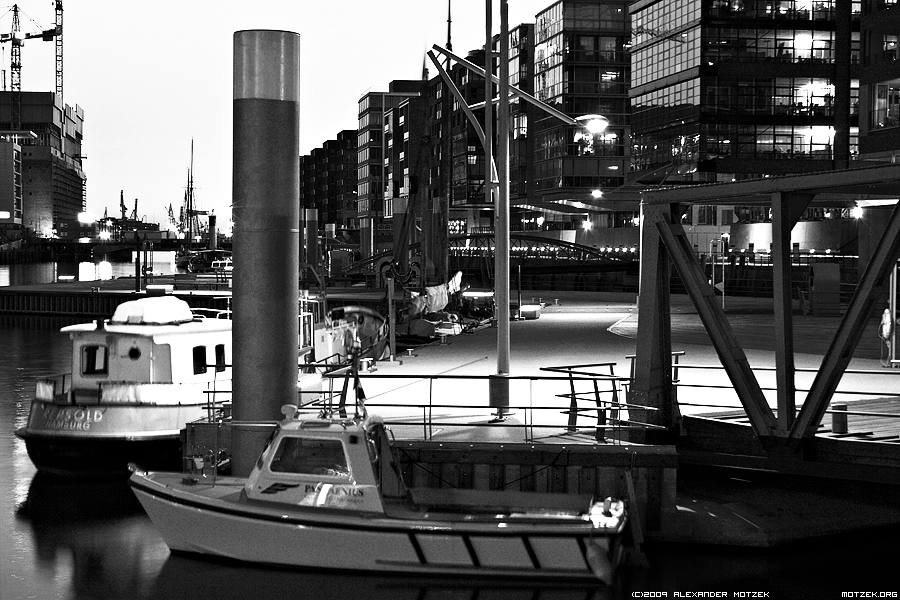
[629,0,862,183]
[532,0,631,205]
[858,0,900,161]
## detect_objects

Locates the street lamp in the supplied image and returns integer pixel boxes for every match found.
[576,114,610,135]
[431,8,614,415]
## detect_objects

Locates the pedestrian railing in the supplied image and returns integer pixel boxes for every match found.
[670,363,900,439]
[306,368,664,444]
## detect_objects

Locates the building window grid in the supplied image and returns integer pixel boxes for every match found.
[872,84,900,129]
[703,27,836,64]
[632,26,702,87]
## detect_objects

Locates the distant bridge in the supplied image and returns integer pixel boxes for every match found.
[341,232,638,288]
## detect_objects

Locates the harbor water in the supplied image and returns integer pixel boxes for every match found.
[1,265,897,599]
[0,256,180,288]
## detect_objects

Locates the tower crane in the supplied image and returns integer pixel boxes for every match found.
[0,2,63,130]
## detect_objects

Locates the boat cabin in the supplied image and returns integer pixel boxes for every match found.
[244,410,406,514]
[40,297,233,404]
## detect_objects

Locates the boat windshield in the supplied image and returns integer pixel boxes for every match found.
[269,437,350,478]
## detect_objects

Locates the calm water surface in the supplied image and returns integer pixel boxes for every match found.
[1,302,896,598]
[0,256,179,288]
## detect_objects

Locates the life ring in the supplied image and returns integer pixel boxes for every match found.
[879,308,895,341]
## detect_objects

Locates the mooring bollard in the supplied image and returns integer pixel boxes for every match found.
[831,403,848,434]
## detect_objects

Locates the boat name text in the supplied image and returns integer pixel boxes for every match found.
[39,406,105,431]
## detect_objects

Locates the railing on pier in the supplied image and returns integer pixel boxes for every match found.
[295,366,663,444]
[625,352,900,441]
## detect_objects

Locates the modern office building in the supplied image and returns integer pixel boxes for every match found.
[357,81,426,259]
[858,0,899,162]
[299,129,357,233]
[628,0,862,252]
[432,48,491,236]
[0,91,85,239]
[382,89,432,278]
[531,0,633,242]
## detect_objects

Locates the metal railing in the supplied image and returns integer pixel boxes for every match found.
[626,352,900,439]
[306,367,662,443]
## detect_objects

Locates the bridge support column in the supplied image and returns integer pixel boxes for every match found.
[627,203,677,443]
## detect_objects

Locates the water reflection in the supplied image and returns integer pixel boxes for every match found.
[15,474,168,599]
[148,556,615,600]
[0,256,178,288]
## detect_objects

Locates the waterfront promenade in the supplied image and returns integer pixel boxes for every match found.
[4,277,898,546]
[353,289,899,547]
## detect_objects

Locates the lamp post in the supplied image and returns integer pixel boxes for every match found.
[431,15,611,413]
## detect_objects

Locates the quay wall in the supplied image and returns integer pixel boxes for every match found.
[0,289,231,317]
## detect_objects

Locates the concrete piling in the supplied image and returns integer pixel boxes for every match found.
[231,30,301,477]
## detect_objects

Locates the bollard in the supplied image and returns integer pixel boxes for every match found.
[489,374,511,420]
[831,403,848,434]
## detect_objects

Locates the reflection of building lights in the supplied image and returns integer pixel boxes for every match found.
[98,261,113,280]
[77,212,96,224]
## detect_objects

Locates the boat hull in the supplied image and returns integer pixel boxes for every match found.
[16,400,212,477]
[130,471,625,582]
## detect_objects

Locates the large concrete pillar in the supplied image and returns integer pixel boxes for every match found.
[232,30,301,476]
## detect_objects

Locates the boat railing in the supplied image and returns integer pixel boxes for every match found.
[311,370,664,443]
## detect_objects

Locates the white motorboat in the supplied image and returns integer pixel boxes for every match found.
[129,378,628,583]
[16,296,233,477]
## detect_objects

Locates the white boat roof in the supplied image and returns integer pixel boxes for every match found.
[61,297,232,336]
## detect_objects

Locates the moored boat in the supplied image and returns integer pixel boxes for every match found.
[15,296,233,477]
[129,375,628,583]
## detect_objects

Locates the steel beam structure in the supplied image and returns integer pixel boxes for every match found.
[791,199,900,439]
[632,164,900,464]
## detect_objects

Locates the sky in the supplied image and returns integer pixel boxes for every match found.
[2,0,550,227]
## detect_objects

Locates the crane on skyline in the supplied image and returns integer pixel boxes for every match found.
[0,1,63,129]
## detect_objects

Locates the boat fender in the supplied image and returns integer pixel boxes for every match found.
[585,539,614,585]
[879,308,894,341]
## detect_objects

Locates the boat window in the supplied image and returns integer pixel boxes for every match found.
[269,437,350,478]
[81,345,108,376]
[193,346,207,374]
[215,344,226,372]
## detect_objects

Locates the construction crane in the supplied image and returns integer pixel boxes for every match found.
[131,199,138,222]
[167,203,178,231]
[0,2,63,130]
